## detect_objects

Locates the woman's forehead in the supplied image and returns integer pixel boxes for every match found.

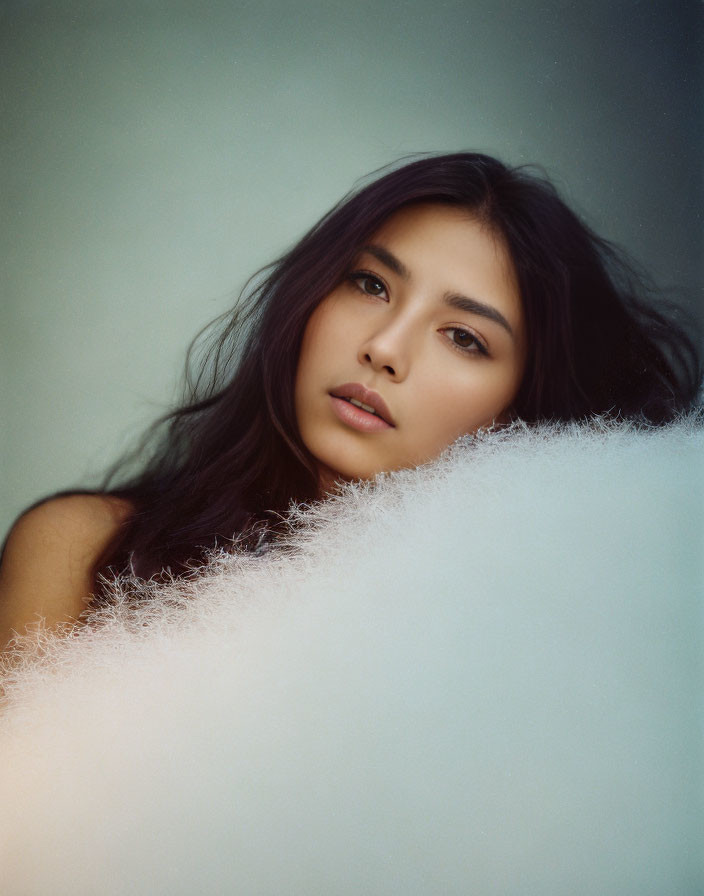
[361,204,520,310]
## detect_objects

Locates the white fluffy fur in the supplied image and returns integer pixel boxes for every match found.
[1,420,702,894]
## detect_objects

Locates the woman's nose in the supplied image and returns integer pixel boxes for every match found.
[357,318,412,381]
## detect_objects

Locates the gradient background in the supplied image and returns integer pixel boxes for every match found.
[1,0,702,536]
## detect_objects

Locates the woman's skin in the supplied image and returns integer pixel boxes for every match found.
[0,494,133,649]
[0,203,526,648]
[295,203,526,489]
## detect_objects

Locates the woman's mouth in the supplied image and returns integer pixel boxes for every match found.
[329,383,395,427]
[329,395,394,432]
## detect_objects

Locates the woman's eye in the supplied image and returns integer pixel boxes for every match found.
[444,327,488,356]
[349,272,388,299]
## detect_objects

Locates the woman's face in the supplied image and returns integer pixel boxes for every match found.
[294,202,526,489]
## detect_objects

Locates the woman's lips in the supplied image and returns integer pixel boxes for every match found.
[329,396,393,432]
[329,383,395,426]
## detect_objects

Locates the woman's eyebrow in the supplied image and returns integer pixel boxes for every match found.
[444,293,514,337]
[360,243,514,338]
[361,244,411,280]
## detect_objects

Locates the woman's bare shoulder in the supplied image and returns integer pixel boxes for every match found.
[2,494,133,564]
[0,494,134,647]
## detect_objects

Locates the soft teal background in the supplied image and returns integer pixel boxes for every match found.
[2,0,702,535]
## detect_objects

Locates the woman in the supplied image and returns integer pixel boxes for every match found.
[0,152,700,646]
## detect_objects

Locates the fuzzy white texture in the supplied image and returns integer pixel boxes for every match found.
[0,420,702,895]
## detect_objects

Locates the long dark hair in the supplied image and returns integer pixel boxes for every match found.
[92,152,701,586]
